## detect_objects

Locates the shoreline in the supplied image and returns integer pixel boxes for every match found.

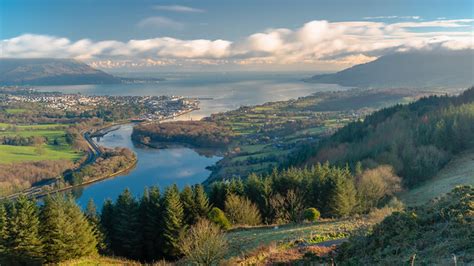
[34,158,138,199]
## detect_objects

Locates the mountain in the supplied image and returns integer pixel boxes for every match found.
[306,50,474,88]
[0,58,121,85]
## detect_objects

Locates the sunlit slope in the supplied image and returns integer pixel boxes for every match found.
[400,150,474,206]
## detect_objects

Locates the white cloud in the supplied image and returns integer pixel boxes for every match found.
[153,5,204,13]
[137,16,183,30]
[363,16,421,20]
[2,19,473,70]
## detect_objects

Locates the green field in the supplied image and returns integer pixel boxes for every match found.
[5,108,28,114]
[225,218,370,257]
[400,150,474,206]
[0,123,82,163]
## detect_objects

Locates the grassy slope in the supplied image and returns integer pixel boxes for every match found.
[59,256,143,266]
[225,218,371,258]
[0,123,82,163]
[400,150,474,206]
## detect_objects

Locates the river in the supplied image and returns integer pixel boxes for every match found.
[42,72,347,208]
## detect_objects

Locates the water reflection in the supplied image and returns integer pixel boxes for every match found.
[73,124,221,209]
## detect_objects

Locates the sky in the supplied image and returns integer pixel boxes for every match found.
[1,0,473,71]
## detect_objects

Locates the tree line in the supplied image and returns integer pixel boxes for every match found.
[132,121,234,148]
[0,195,98,265]
[0,159,402,263]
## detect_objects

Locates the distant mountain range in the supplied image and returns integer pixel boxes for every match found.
[306,50,474,88]
[0,58,122,85]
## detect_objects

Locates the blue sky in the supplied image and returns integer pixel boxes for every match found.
[1,0,473,70]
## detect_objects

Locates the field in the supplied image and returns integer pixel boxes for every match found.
[0,123,82,163]
[59,256,143,266]
[225,218,371,258]
[400,150,474,206]
[206,88,435,181]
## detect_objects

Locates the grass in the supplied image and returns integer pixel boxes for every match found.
[5,108,27,114]
[225,218,370,258]
[0,144,82,163]
[0,122,81,164]
[59,256,144,266]
[400,150,474,206]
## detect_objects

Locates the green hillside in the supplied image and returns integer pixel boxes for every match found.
[338,186,474,265]
[400,150,474,206]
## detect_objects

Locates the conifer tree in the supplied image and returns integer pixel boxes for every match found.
[192,184,210,222]
[100,199,115,253]
[41,195,74,262]
[328,175,357,217]
[140,186,163,261]
[6,196,43,264]
[180,185,194,225]
[0,203,8,256]
[64,196,98,259]
[162,184,184,258]
[41,195,98,262]
[85,199,106,253]
[113,189,141,259]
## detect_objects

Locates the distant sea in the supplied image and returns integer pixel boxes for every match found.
[33,71,348,120]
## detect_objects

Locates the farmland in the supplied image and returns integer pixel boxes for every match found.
[204,88,439,181]
[0,123,82,163]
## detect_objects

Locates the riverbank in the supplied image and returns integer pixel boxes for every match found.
[35,156,138,199]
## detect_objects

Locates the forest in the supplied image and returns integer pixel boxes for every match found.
[0,159,403,264]
[295,87,474,187]
[132,121,234,148]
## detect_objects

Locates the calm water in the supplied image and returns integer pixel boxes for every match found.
[34,72,347,119]
[47,72,347,208]
[74,124,221,209]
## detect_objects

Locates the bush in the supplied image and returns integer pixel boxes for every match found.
[225,194,261,226]
[179,219,228,265]
[208,207,231,230]
[303,208,320,222]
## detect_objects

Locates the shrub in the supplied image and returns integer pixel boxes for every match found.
[179,219,228,265]
[225,194,261,226]
[270,190,305,224]
[303,208,320,222]
[208,207,231,230]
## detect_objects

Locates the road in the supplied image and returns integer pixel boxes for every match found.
[2,130,103,200]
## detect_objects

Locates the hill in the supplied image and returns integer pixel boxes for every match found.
[302,87,474,187]
[400,150,474,206]
[0,58,121,85]
[306,50,474,88]
[338,185,474,264]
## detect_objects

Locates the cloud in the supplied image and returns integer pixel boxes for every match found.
[363,16,421,20]
[137,16,183,30]
[153,5,204,13]
[2,19,473,70]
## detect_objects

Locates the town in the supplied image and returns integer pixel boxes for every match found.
[1,86,200,121]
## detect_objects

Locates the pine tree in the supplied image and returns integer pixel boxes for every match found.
[0,203,8,255]
[6,196,43,264]
[100,199,114,253]
[66,199,97,255]
[85,199,106,253]
[64,196,98,258]
[142,186,163,261]
[328,175,357,217]
[113,189,141,259]
[180,185,194,225]
[41,194,98,262]
[41,195,74,262]
[162,184,184,258]
[192,184,210,222]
